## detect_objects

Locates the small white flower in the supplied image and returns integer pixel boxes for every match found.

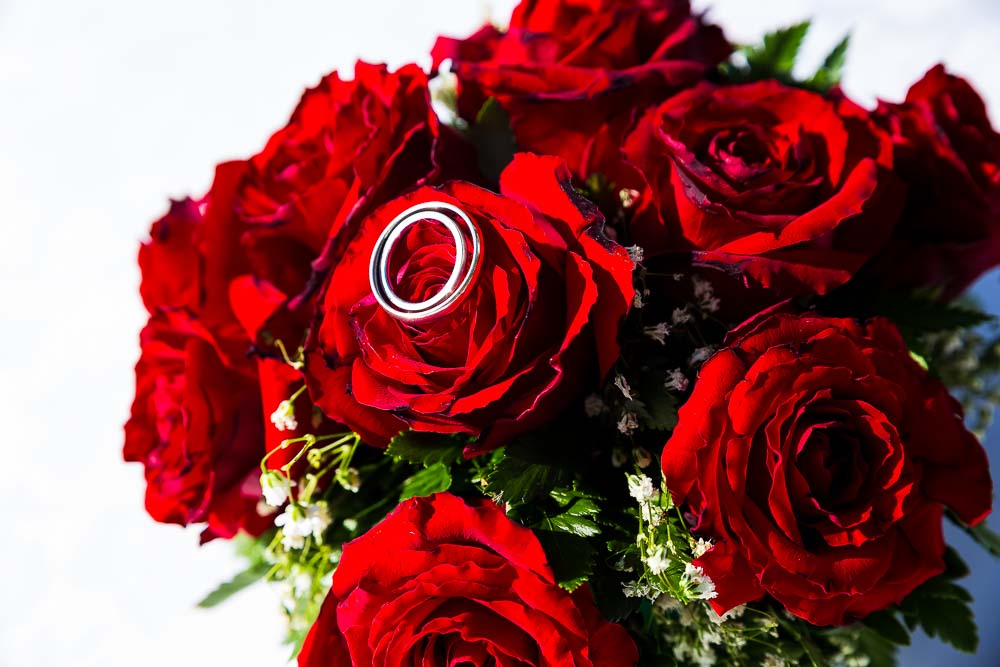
[693,646,717,667]
[763,654,788,667]
[336,467,362,493]
[619,188,641,209]
[681,562,717,600]
[622,580,654,599]
[617,411,640,435]
[633,289,649,309]
[613,375,634,400]
[280,532,306,550]
[626,245,645,264]
[585,394,607,417]
[270,400,298,432]
[292,571,313,595]
[665,368,689,392]
[643,322,672,345]
[643,504,665,527]
[671,307,693,325]
[692,275,712,298]
[275,501,332,549]
[689,346,715,366]
[627,474,658,503]
[260,471,293,507]
[701,624,722,650]
[645,545,671,575]
[692,537,714,558]
[673,640,692,661]
[275,504,310,549]
[305,501,333,541]
[692,275,720,313]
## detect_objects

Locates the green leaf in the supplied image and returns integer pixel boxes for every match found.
[197,561,270,608]
[878,294,993,334]
[484,439,572,506]
[470,97,517,186]
[864,611,911,646]
[530,487,603,589]
[386,431,465,467]
[745,21,811,76]
[900,577,979,653]
[947,510,1000,557]
[913,597,978,652]
[807,33,850,92]
[399,462,453,501]
[943,545,972,579]
[536,488,602,538]
[854,624,901,667]
[535,531,596,591]
[818,289,994,338]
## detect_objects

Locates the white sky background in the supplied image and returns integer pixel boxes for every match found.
[0,1,997,665]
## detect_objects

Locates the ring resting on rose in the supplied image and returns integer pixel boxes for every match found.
[368,201,483,323]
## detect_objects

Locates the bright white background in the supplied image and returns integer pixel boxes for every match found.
[0,1,997,665]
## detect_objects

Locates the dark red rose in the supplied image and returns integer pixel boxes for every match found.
[298,492,638,667]
[432,0,729,179]
[126,163,272,541]
[303,153,635,452]
[661,309,992,625]
[866,64,1000,298]
[624,80,903,295]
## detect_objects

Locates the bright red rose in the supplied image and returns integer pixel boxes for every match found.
[624,80,903,295]
[432,0,729,179]
[126,164,272,541]
[298,492,638,667]
[866,64,1000,298]
[237,61,463,306]
[303,154,635,452]
[661,309,993,625]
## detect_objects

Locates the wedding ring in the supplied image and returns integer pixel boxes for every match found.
[368,201,482,323]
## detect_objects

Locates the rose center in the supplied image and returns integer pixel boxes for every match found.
[368,201,482,322]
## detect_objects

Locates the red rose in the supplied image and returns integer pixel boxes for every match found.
[298,492,638,667]
[303,153,635,452]
[432,0,729,179]
[232,62,467,463]
[661,309,992,625]
[237,61,466,306]
[866,64,1000,298]
[623,81,903,295]
[125,163,272,541]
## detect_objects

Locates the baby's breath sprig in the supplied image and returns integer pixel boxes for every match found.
[624,471,715,605]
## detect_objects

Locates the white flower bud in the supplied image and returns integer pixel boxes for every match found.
[270,400,298,432]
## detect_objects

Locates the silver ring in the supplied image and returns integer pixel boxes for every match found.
[368,201,482,322]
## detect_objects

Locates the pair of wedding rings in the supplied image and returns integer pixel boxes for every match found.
[368,201,482,323]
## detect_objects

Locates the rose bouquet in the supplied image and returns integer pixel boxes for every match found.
[125,1,1000,665]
